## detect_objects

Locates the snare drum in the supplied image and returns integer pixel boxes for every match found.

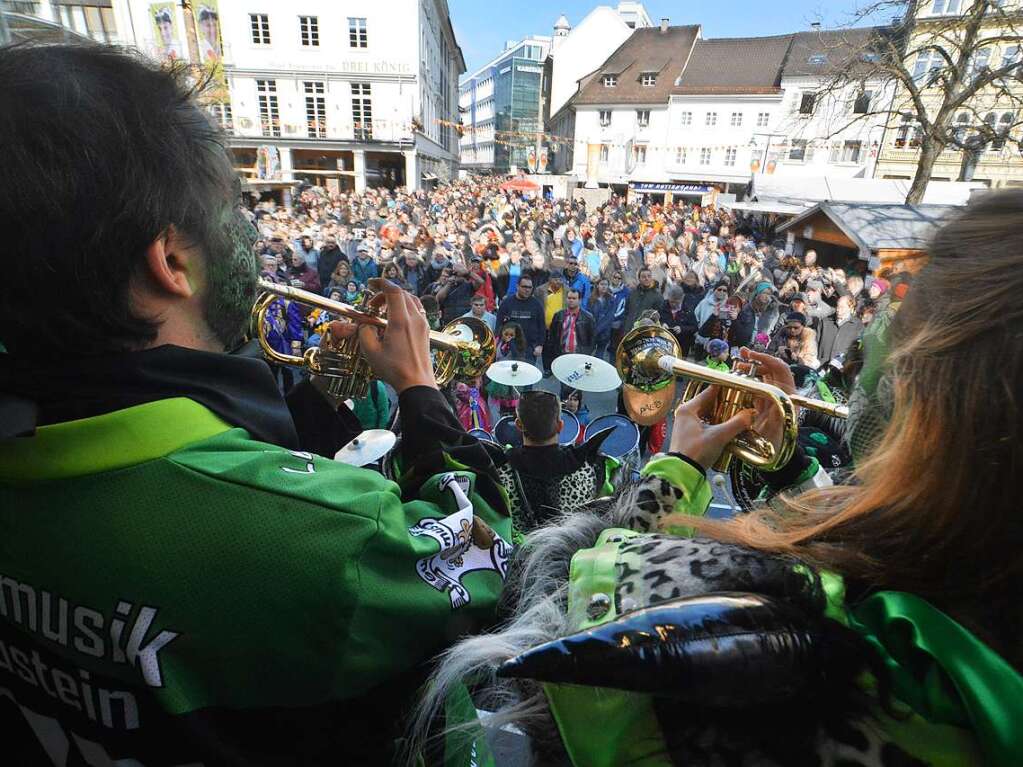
[493,416,523,448]
[558,410,581,445]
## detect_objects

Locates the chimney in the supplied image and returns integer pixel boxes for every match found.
[660,18,669,32]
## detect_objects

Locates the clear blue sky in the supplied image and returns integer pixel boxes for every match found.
[450,0,871,76]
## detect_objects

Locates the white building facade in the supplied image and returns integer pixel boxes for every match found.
[117,0,464,193]
[555,26,894,196]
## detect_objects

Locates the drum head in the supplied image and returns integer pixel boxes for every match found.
[585,414,640,458]
[558,410,580,445]
[493,416,522,448]
[468,428,496,444]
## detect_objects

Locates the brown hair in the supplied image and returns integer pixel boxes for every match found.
[675,192,1023,660]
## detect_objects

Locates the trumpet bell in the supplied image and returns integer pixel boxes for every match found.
[436,316,496,385]
[617,325,681,425]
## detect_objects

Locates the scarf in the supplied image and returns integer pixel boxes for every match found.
[562,309,579,353]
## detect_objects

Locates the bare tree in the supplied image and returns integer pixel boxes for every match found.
[814,0,1023,202]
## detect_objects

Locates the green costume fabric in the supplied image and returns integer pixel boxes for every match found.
[0,398,511,766]
[351,379,391,430]
[541,455,1020,767]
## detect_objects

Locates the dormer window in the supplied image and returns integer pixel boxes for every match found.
[602,75,617,87]
[641,73,657,87]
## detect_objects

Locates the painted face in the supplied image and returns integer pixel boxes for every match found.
[203,206,259,351]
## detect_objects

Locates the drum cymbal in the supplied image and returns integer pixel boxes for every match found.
[551,354,622,393]
[487,359,542,386]
[333,429,397,466]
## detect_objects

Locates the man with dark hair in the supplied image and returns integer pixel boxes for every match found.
[0,45,511,766]
[495,275,546,364]
[544,287,595,373]
[495,390,614,532]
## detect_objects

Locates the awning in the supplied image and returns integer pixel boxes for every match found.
[721,199,809,216]
[630,182,712,195]
[500,177,540,192]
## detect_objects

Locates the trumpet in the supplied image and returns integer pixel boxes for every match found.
[252,280,495,400]
[615,325,848,472]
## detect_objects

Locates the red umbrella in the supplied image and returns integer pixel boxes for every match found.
[499,177,540,193]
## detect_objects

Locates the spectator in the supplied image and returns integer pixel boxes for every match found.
[588,278,617,360]
[545,287,596,372]
[437,263,477,324]
[659,284,699,358]
[770,311,820,367]
[623,267,663,331]
[563,256,592,305]
[462,295,497,332]
[351,241,378,288]
[541,270,566,327]
[294,233,319,271]
[495,275,546,366]
[286,249,321,293]
[818,294,864,364]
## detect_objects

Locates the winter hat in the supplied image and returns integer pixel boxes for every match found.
[752,282,773,298]
[871,278,890,296]
[785,311,808,326]
[754,331,771,347]
[707,339,730,357]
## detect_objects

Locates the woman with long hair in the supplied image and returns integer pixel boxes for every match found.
[324,259,352,294]
[406,193,1023,766]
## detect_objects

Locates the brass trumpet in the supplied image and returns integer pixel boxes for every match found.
[615,325,848,472]
[252,279,495,400]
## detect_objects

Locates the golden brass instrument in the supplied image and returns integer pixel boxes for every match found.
[615,325,848,472]
[252,280,495,399]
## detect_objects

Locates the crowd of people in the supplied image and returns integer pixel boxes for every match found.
[254,176,903,432]
[4,43,1017,767]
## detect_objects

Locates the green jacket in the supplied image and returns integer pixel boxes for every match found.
[0,396,512,766]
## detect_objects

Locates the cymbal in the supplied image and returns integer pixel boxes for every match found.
[333,429,397,467]
[487,359,542,386]
[551,354,622,393]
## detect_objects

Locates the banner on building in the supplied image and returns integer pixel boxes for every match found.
[538,148,549,173]
[256,145,282,180]
[526,147,537,173]
[191,0,227,98]
[149,2,182,61]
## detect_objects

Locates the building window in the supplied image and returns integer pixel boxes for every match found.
[705,111,717,127]
[798,93,816,115]
[256,79,280,137]
[636,110,650,128]
[1003,45,1021,76]
[931,0,961,13]
[641,73,657,87]
[729,112,743,127]
[953,112,971,144]
[789,139,808,161]
[250,13,271,45]
[967,47,992,83]
[304,81,326,138]
[756,112,770,127]
[602,75,617,87]
[912,50,941,84]
[680,111,692,127]
[600,144,610,162]
[348,17,367,48]
[842,140,862,163]
[299,16,319,46]
[700,147,711,165]
[57,3,118,42]
[209,102,233,131]
[675,147,686,164]
[632,144,647,164]
[853,90,873,114]
[895,115,923,148]
[992,112,1013,150]
[7,2,39,13]
[724,146,737,166]
[351,82,373,140]
[599,110,612,127]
